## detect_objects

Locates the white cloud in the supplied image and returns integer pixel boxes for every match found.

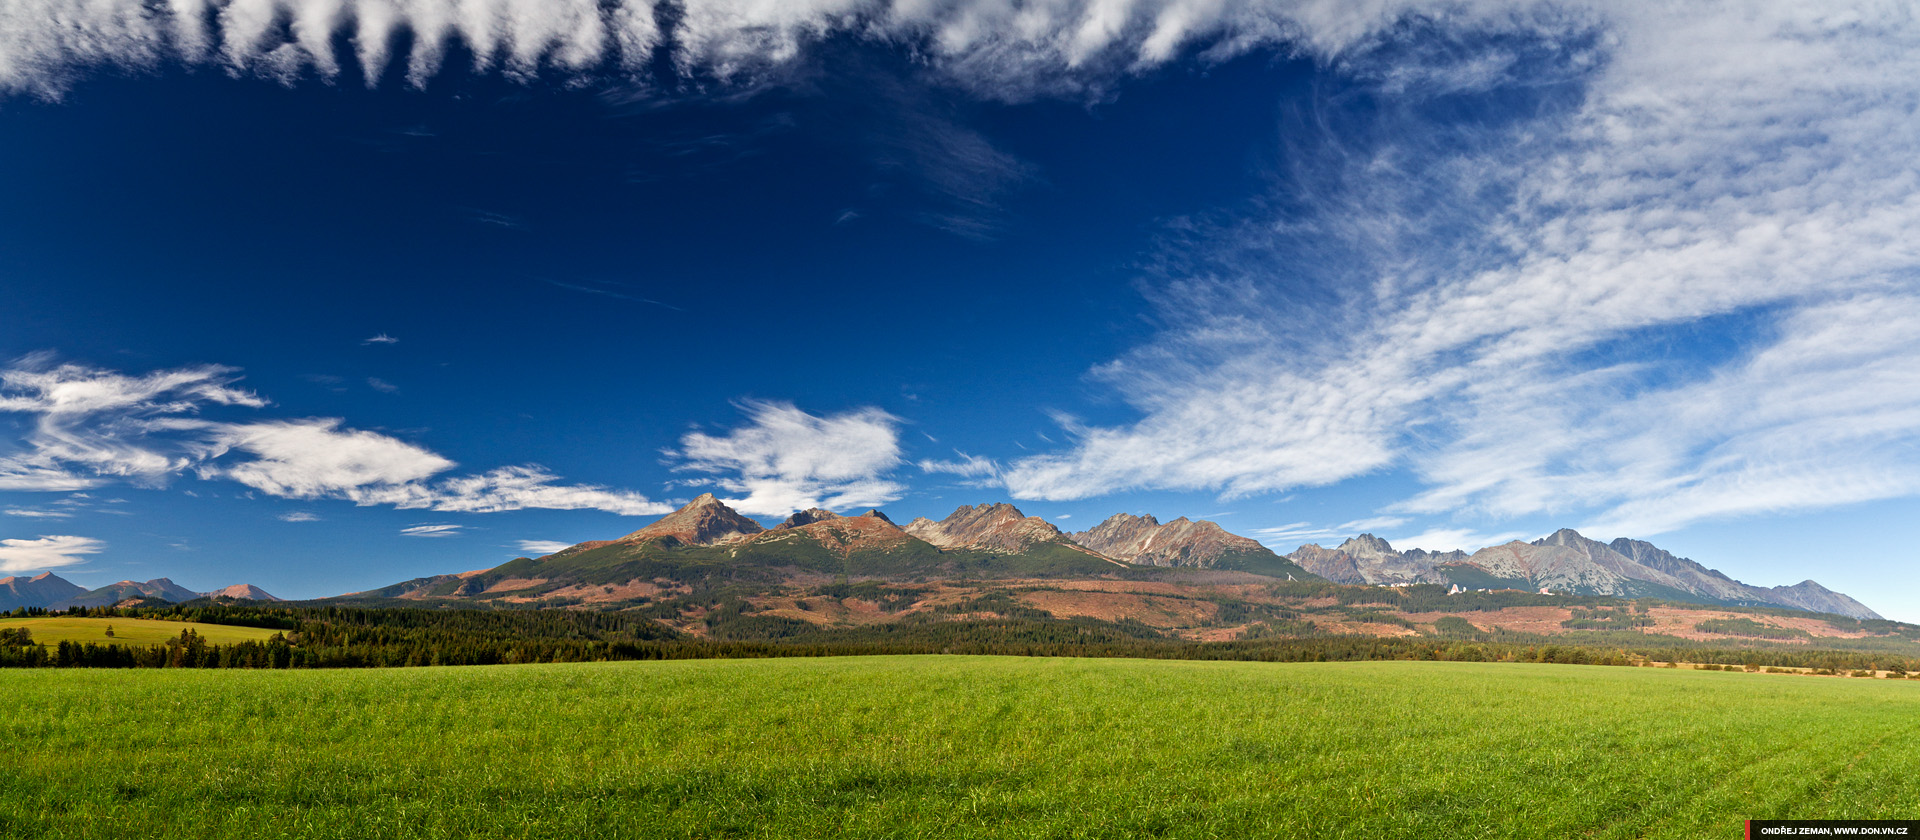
[994,2,1920,540]
[277,511,321,522]
[207,419,455,497]
[362,334,398,345]
[0,359,263,490]
[0,534,103,573]
[4,508,72,519]
[400,524,461,538]
[514,539,573,556]
[352,465,673,515]
[675,401,904,515]
[0,360,669,517]
[366,377,398,393]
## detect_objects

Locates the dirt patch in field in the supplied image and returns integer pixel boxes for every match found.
[1017,589,1218,628]
[1398,606,1572,635]
[533,579,679,604]
[1317,620,1421,637]
[1188,626,1253,642]
[482,578,549,594]
[1638,608,1874,643]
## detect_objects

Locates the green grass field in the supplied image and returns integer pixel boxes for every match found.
[0,616,283,647]
[1,657,1913,839]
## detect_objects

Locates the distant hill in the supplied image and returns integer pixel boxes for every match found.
[1287,529,1880,620]
[0,572,87,610]
[0,575,284,611]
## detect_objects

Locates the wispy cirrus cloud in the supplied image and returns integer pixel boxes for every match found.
[400,524,461,538]
[917,451,1000,481]
[997,2,1920,540]
[0,534,103,573]
[0,358,670,517]
[0,0,1546,101]
[674,400,904,516]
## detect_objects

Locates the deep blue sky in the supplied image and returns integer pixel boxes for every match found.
[4,1,1919,621]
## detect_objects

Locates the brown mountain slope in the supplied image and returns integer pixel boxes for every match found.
[742,511,917,558]
[904,503,1082,554]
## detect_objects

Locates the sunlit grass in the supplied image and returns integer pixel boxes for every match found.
[0,657,1914,839]
[0,616,282,647]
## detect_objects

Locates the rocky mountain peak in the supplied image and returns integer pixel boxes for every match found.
[1534,528,1603,549]
[775,508,842,530]
[860,509,894,524]
[618,494,767,546]
[1336,534,1398,560]
[1071,512,1273,569]
[902,502,1070,553]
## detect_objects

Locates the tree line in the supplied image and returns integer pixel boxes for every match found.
[4,603,1917,674]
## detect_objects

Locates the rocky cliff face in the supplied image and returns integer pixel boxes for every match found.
[904,503,1077,553]
[1288,544,1366,584]
[1287,535,1447,585]
[1070,513,1269,568]
[1285,528,1883,619]
[616,493,767,546]
[774,508,841,530]
[0,572,87,610]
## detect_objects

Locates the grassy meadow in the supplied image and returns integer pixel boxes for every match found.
[0,615,284,647]
[1,656,1914,839]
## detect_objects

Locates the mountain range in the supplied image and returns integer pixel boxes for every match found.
[0,574,281,611]
[339,495,1875,620]
[2,495,1879,621]
[1287,529,1880,619]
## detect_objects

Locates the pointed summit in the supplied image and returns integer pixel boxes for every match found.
[1533,528,1602,549]
[861,509,894,524]
[1336,534,1397,560]
[618,494,766,546]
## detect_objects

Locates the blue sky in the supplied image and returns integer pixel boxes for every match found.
[4,1,1919,621]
